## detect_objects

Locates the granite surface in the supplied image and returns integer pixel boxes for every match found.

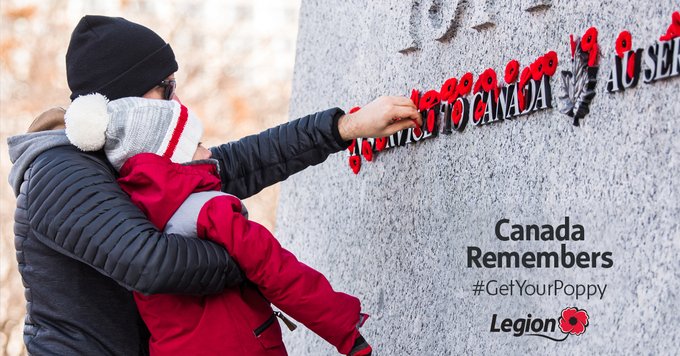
[276,1,680,354]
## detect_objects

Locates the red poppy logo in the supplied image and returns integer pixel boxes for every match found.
[456,72,474,97]
[440,77,458,102]
[659,11,680,41]
[558,307,589,336]
[349,155,361,174]
[615,30,632,58]
[544,51,558,77]
[505,59,520,84]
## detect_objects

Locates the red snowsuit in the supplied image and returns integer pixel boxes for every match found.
[117,153,365,355]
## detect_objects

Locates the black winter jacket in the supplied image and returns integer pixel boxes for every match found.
[7,108,348,355]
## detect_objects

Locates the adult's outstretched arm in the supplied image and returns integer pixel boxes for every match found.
[25,146,243,295]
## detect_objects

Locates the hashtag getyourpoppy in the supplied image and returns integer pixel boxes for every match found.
[451,100,463,126]
[558,307,589,336]
[581,27,598,52]
[419,90,441,111]
[456,72,474,97]
[349,155,361,174]
[361,140,373,162]
[530,55,546,81]
[544,51,558,77]
[440,77,458,102]
[616,31,632,58]
[505,59,520,84]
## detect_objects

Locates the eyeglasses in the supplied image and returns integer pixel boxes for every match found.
[158,79,176,100]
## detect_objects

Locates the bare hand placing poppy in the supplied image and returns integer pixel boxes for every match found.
[338,96,422,140]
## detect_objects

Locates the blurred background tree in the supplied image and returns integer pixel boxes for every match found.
[0,1,300,354]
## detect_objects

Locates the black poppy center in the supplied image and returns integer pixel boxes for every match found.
[548,59,554,67]
[569,317,578,325]
[622,39,627,47]
[464,80,469,85]
[487,77,492,84]
[586,35,592,43]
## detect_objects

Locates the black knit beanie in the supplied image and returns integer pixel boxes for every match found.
[66,15,178,101]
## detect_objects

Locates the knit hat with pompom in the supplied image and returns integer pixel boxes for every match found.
[64,93,203,171]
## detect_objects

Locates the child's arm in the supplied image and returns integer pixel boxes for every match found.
[197,194,365,355]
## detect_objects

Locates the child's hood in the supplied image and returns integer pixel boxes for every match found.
[117,153,222,230]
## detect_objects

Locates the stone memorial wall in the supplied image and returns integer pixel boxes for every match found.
[276,1,679,354]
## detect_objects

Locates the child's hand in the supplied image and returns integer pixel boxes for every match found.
[337,96,421,141]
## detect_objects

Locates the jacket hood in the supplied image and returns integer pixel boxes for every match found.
[7,129,72,196]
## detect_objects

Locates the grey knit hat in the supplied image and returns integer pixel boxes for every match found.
[64,94,203,170]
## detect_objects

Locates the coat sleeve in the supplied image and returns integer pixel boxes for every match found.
[209,108,350,199]
[197,195,362,354]
[25,147,243,295]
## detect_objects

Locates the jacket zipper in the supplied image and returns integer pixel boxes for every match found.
[253,311,297,337]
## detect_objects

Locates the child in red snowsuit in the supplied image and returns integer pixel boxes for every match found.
[65,94,372,356]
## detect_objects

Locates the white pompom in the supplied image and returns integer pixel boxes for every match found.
[65,93,110,151]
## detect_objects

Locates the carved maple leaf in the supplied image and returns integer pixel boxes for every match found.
[559,36,599,126]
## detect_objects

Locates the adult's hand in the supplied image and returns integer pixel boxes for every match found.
[337,96,422,141]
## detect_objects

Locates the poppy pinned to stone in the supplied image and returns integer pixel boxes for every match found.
[615,30,632,58]
[659,11,680,41]
[361,140,373,162]
[504,59,520,84]
[451,100,463,126]
[544,51,558,77]
[531,55,546,81]
[349,155,361,174]
[410,89,420,108]
[473,100,487,122]
[440,77,458,102]
[419,90,441,111]
[580,27,598,52]
[456,72,474,97]
[375,137,387,151]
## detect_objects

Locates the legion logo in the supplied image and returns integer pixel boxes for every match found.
[490,307,590,342]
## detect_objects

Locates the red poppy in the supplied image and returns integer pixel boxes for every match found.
[660,11,680,41]
[375,137,387,151]
[419,90,441,111]
[456,72,473,97]
[627,52,636,79]
[517,90,526,112]
[473,100,486,122]
[530,55,546,81]
[361,140,373,162]
[615,31,632,58]
[440,77,458,102]
[426,110,436,132]
[410,89,420,108]
[569,34,576,59]
[504,59,520,84]
[451,100,463,126]
[349,106,361,114]
[413,124,422,137]
[473,72,486,94]
[558,307,589,336]
[544,51,558,76]
[580,27,598,52]
[588,42,598,67]
[518,66,532,91]
[483,68,498,92]
[349,155,361,174]
[347,139,356,154]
